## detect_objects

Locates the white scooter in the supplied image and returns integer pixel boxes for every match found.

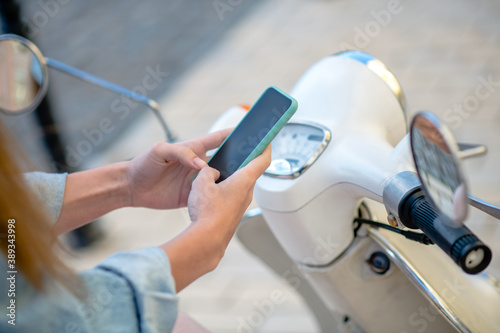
[2,34,500,332]
[210,52,500,332]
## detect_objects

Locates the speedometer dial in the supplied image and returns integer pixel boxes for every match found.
[265,122,331,178]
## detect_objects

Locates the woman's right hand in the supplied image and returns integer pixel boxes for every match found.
[161,145,271,292]
[189,144,271,239]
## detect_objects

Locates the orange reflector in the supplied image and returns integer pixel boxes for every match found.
[240,104,251,111]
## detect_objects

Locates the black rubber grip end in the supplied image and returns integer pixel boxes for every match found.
[451,234,492,274]
[399,190,492,274]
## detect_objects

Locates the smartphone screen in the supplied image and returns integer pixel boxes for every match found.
[208,87,296,182]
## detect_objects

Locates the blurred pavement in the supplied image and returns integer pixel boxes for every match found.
[1,0,262,170]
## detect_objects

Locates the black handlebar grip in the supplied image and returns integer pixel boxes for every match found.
[400,191,492,274]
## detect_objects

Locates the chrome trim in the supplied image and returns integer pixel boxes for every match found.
[0,34,49,115]
[457,143,487,159]
[382,171,421,228]
[468,193,500,220]
[335,50,407,124]
[241,207,263,223]
[264,120,331,179]
[367,227,471,333]
[45,57,175,142]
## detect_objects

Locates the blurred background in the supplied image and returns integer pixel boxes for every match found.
[1,0,500,332]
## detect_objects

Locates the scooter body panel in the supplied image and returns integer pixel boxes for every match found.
[255,55,408,264]
[211,54,500,333]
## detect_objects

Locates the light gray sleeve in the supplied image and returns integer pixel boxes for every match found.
[3,247,178,333]
[24,172,67,223]
[93,247,179,332]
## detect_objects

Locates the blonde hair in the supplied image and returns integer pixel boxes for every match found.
[0,118,69,290]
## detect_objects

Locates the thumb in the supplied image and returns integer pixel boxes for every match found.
[193,166,220,187]
[190,166,221,209]
[237,144,272,181]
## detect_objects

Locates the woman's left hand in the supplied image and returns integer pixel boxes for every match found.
[126,129,230,209]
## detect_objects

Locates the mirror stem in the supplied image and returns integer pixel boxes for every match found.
[457,143,487,159]
[468,193,500,220]
[44,57,175,142]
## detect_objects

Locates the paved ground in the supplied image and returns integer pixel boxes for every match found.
[4,0,500,332]
[1,0,262,170]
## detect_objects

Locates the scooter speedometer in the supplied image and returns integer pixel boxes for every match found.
[265,121,331,178]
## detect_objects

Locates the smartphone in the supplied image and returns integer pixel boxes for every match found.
[208,86,298,183]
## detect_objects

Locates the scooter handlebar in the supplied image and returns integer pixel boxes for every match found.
[400,190,492,274]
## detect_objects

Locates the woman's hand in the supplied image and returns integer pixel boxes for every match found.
[126,129,230,209]
[55,130,230,234]
[187,145,271,230]
[162,145,272,292]
[188,145,272,243]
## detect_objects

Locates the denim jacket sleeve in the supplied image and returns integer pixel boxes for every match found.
[90,247,178,332]
[24,171,67,223]
[0,172,179,332]
[1,248,178,333]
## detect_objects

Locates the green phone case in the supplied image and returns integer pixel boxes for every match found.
[208,86,298,179]
[236,86,297,170]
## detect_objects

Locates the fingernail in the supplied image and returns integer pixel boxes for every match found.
[193,157,207,169]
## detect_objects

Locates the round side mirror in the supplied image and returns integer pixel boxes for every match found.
[0,34,48,115]
[410,111,468,227]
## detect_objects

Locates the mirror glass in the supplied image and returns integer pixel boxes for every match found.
[410,111,468,227]
[0,35,47,115]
